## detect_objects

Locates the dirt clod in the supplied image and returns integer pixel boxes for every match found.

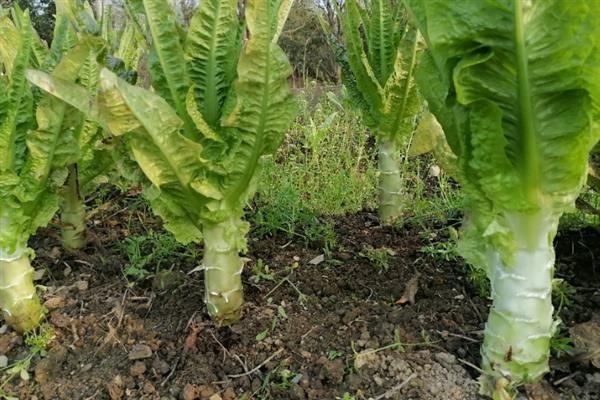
[106,375,124,400]
[222,387,236,400]
[34,345,68,384]
[74,280,89,292]
[198,385,216,398]
[0,334,21,354]
[129,361,146,377]
[320,357,345,384]
[181,383,197,400]
[143,381,156,394]
[49,311,71,328]
[43,296,67,309]
[153,357,171,375]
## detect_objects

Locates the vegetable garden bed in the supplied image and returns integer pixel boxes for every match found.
[1,196,597,400]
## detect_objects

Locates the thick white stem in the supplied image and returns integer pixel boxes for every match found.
[0,247,44,332]
[378,139,405,224]
[60,164,86,250]
[202,217,245,325]
[481,211,559,393]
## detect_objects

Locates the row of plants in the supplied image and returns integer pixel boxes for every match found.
[1,0,599,398]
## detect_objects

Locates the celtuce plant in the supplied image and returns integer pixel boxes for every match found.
[405,0,600,397]
[53,0,100,251]
[323,0,421,224]
[49,0,144,250]
[29,0,296,325]
[0,11,98,331]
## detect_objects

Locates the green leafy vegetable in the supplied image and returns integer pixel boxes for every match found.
[28,0,296,325]
[323,0,421,224]
[405,0,600,396]
[0,12,96,332]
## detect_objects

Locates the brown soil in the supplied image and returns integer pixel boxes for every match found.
[1,195,599,400]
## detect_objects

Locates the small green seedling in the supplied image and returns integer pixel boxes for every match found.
[359,245,395,272]
[251,259,275,283]
[326,350,343,360]
[0,324,55,396]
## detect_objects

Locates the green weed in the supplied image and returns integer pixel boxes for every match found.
[250,259,276,283]
[0,324,55,397]
[326,350,343,360]
[121,229,200,281]
[359,245,395,272]
[251,91,377,250]
[553,278,576,315]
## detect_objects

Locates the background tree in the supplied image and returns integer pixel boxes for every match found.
[280,0,338,84]
[2,0,56,44]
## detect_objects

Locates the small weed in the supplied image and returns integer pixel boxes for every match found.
[465,264,490,299]
[277,305,288,320]
[247,363,302,398]
[0,324,55,396]
[250,259,275,283]
[359,245,395,272]
[550,334,574,358]
[304,221,338,255]
[351,327,439,365]
[418,228,458,263]
[326,350,343,360]
[24,324,55,356]
[256,329,269,342]
[550,319,574,358]
[398,155,463,230]
[553,278,576,315]
[273,369,301,390]
[338,393,357,400]
[256,304,290,343]
[419,241,457,262]
[264,264,309,306]
[121,229,200,281]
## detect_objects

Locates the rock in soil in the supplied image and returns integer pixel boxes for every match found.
[128,344,152,360]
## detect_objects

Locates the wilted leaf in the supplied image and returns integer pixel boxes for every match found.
[309,254,325,265]
[570,319,600,368]
[395,273,420,305]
